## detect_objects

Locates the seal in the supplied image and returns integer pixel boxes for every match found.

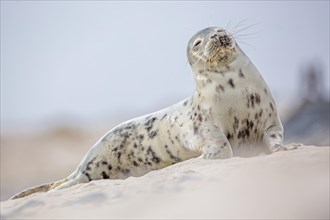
[11,27,294,199]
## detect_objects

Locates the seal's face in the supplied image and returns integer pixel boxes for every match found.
[187,27,237,71]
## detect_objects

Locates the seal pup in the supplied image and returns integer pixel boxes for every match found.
[11,27,293,199]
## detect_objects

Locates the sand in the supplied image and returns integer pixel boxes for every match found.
[1,145,329,219]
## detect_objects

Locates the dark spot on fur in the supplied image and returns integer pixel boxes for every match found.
[255,93,261,104]
[183,101,188,106]
[198,114,203,122]
[134,143,138,148]
[164,145,182,162]
[228,78,235,88]
[127,150,135,160]
[83,171,92,181]
[101,171,110,179]
[161,114,168,120]
[226,132,233,140]
[237,129,250,140]
[147,146,161,164]
[95,161,100,168]
[270,102,274,111]
[85,158,96,171]
[216,84,225,93]
[122,169,130,175]
[239,69,245,78]
[133,161,139,167]
[237,119,254,140]
[145,117,157,132]
[138,134,144,141]
[101,161,108,165]
[119,143,125,149]
[233,117,239,132]
[193,125,199,135]
[117,152,122,160]
[108,164,112,170]
[270,134,276,138]
[254,113,259,120]
[149,130,158,139]
[167,130,175,144]
[264,88,268,94]
[250,94,255,108]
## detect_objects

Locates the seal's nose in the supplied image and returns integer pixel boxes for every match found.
[210,33,231,46]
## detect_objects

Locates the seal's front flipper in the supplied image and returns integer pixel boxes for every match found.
[202,141,233,159]
[264,125,297,153]
[201,124,233,159]
[264,125,284,152]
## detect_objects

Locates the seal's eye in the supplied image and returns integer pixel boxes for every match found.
[194,40,201,47]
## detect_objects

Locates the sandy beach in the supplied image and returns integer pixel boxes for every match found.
[1,144,329,219]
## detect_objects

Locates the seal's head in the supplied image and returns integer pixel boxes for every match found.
[187,27,238,71]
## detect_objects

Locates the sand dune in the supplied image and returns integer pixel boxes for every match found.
[1,145,329,219]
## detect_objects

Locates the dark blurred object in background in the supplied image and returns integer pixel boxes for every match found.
[284,62,329,146]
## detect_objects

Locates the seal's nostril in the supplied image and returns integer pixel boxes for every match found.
[210,34,217,39]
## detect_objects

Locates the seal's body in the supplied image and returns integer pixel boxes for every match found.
[12,27,290,199]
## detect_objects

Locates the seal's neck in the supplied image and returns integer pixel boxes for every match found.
[192,46,251,92]
[190,46,258,115]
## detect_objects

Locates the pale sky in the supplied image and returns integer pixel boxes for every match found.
[1,1,329,130]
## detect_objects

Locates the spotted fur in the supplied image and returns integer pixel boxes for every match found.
[11,26,295,200]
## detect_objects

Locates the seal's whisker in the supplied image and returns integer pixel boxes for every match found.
[185,60,190,68]
[229,18,249,33]
[225,19,235,32]
[232,32,258,39]
[195,51,206,70]
[231,23,260,36]
[236,40,256,51]
[204,58,208,72]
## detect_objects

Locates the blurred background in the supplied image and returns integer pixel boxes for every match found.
[1,1,329,201]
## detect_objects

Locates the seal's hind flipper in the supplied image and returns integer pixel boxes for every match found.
[11,178,66,200]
